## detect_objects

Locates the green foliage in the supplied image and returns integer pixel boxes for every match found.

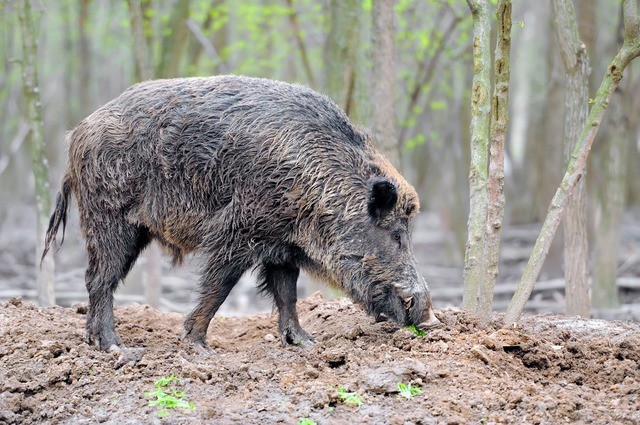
[335,386,363,407]
[145,375,195,418]
[298,418,317,425]
[405,133,426,150]
[429,100,447,111]
[397,382,422,398]
[405,324,426,337]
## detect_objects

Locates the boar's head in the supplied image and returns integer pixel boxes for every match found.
[295,157,441,332]
[337,176,440,330]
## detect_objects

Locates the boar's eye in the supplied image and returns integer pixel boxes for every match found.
[392,233,402,248]
[406,204,415,216]
[367,177,398,221]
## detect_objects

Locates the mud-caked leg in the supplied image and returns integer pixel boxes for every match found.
[181,261,248,354]
[261,263,315,347]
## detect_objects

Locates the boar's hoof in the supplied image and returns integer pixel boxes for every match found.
[281,326,316,348]
[86,327,123,352]
[180,329,216,355]
[113,347,145,369]
[189,341,216,356]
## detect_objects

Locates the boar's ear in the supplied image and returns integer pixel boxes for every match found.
[368,177,398,220]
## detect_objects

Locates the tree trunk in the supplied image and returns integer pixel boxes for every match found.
[371,0,399,168]
[505,0,640,326]
[624,78,640,206]
[324,0,366,124]
[537,16,565,279]
[18,0,55,306]
[575,0,597,91]
[286,0,316,88]
[592,9,630,310]
[552,0,590,318]
[478,0,511,325]
[78,0,91,113]
[592,86,626,310]
[462,0,491,313]
[157,0,191,78]
[127,0,153,81]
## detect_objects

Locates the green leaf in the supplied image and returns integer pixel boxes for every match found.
[405,324,426,337]
[397,382,422,398]
[155,375,179,388]
[336,386,363,407]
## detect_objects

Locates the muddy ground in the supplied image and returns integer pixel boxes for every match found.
[1,293,638,425]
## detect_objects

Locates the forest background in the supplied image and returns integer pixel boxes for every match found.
[1,0,639,320]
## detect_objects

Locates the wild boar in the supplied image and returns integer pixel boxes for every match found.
[42,75,439,361]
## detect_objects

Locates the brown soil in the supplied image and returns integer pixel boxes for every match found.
[1,294,638,425]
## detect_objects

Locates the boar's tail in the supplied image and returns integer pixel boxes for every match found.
[40,176,72,267]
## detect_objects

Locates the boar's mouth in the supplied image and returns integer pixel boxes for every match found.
[363,281,442,330]
[386,285,442,330]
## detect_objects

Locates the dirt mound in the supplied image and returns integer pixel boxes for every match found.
[1,294,638,424]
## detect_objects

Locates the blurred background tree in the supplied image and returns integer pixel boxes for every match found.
[1,0,639,319]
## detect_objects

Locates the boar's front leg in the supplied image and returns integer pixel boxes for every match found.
[260,263,316,348]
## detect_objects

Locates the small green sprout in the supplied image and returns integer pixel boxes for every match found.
[145,375,195,417]
[154,375,179,387]
[298,418,317,425]
[397,382,422,399]
[336,386,363,407]
[405,324,426,337]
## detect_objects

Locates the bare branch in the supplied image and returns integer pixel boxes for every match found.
[285,0,316,87]
[185,18,229,74]
[466,0,478,14]
[398,12,462,146]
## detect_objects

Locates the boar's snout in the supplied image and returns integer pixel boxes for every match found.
[418,305,442,330]
[392,281,440,329]
[395,274,442,330]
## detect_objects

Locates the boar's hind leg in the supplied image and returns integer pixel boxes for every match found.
[84,223,151,351]
[182,261,248,355]
[259,263,315,348]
